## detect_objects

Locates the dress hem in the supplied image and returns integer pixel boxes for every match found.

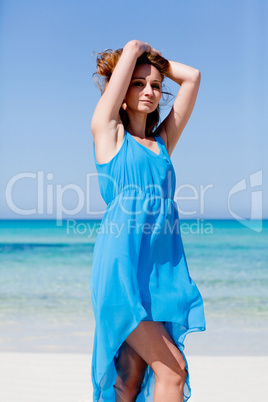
[92,318,206,402]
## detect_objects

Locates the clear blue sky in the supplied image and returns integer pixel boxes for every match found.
[0,0,267,221]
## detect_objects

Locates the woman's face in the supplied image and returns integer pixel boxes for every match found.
[123,64,162,114]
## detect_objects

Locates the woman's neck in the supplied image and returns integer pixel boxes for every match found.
[126,113,147,139]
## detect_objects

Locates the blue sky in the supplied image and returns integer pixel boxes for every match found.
[0,0,267,221]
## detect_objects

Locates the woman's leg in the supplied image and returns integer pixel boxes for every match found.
[114,340,148,401]
[124,321,188,402]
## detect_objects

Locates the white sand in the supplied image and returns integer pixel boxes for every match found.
[0,352,267,402]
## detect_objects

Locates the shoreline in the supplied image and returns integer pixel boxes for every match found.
[2,317,268,356]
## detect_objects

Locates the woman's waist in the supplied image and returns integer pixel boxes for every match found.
[106,186,175,207]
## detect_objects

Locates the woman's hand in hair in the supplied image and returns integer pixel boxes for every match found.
[125,40,162,58]
[91,40,162,142]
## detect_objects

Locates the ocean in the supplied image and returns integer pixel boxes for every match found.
[0,219,267,356]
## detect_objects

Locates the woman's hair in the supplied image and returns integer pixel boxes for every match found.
[93,48,172,137]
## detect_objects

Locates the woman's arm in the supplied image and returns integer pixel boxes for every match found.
[160,60,201,156]
[91,40,160,140]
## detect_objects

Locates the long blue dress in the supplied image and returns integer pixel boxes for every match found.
[90,129,206,401]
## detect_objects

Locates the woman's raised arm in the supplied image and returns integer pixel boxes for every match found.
[160,60,201,156]
[91,40,160,139]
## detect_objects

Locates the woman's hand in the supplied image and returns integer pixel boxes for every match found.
[124,40,162,58]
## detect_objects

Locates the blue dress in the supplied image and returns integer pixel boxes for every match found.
[90,129,206,401]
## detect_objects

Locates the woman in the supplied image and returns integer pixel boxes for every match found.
[90,39,206,402]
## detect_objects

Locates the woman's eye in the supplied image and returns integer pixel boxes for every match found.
[133,82,161,90]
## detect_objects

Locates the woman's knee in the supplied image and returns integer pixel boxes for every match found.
[154,361,188,389]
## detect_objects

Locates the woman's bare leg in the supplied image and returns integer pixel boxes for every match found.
[114,340,148,401]
[125,321,188,402]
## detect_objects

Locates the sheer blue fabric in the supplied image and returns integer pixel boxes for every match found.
[90,129,206,401]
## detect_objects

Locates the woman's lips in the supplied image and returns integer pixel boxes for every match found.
[141,100,153,104]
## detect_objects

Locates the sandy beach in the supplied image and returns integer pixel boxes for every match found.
[1,352,268,402]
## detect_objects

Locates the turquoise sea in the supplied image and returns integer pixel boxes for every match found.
[0,219,267,356]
